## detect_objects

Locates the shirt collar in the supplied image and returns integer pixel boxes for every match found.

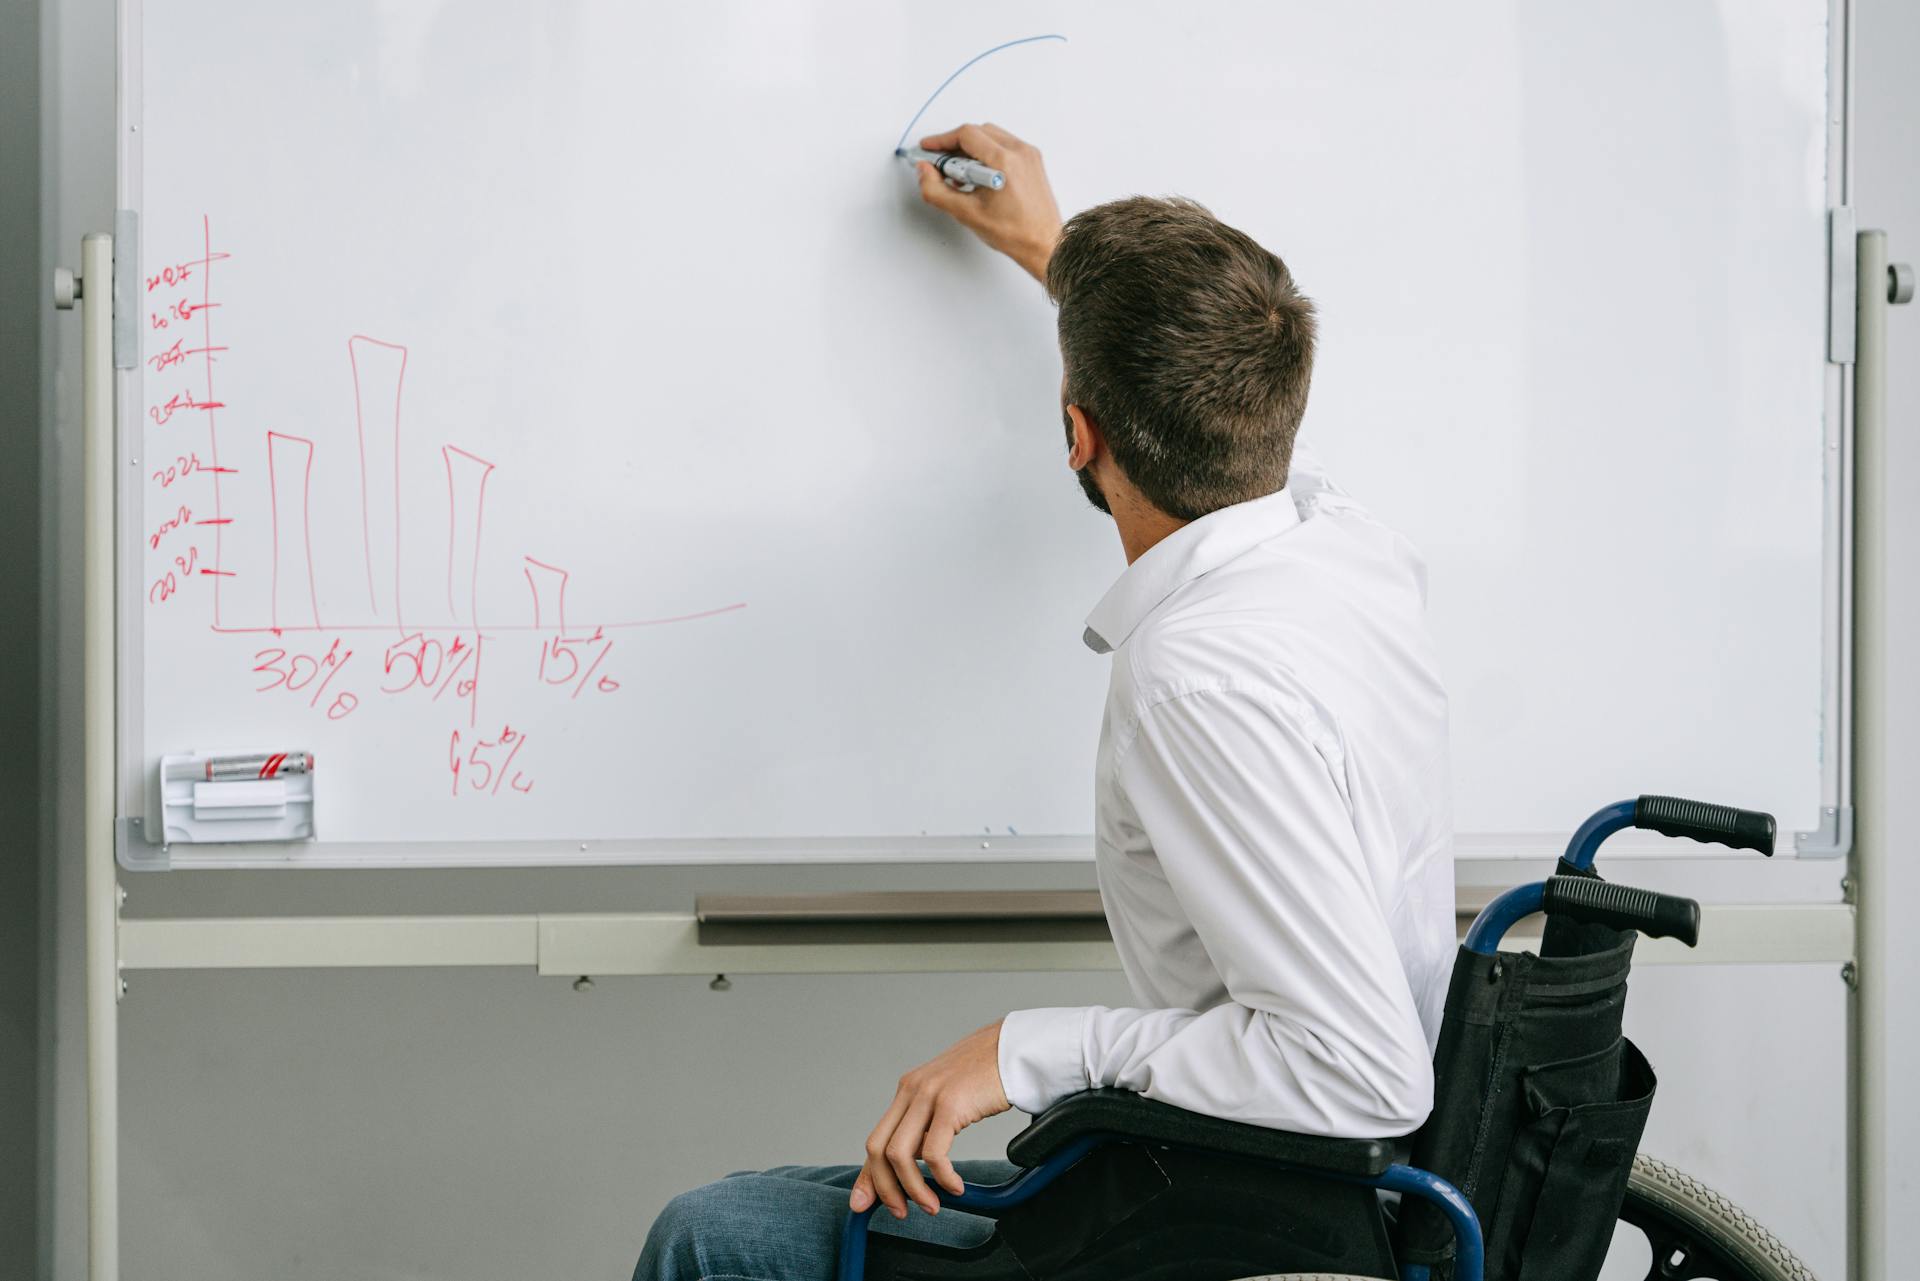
[1082,486,1301,654]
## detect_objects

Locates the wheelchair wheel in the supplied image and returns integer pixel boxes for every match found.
[1616,1154,1819,1280]
[1239,1154,1817,1281]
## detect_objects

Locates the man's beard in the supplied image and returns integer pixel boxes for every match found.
[1064,408,1110,514]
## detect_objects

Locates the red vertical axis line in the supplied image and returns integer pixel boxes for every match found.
[469,632,483,730]
[201,215,224,626]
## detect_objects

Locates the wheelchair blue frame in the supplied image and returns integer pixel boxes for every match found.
[834,799,1647,1281]
[1461,798,1631,955]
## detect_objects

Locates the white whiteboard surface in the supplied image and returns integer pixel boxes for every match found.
[119,0,1837,866]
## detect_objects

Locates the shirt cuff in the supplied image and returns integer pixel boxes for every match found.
[998,1007,1093,1115]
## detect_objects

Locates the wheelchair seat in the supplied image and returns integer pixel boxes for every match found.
[1006,1089,1395,1177]
[861,1090,1403,1281]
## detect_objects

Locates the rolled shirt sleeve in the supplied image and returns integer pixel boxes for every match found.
[997,686,1435,1137]
[998,1006,1093,1115]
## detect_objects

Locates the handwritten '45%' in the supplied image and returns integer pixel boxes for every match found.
[450,725,533,796]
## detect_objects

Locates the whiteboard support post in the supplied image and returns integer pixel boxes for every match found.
[79,231,123,1281]
[1849,227,1911,1281]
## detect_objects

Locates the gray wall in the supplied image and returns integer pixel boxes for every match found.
[35,1,1920,1279]
[43,0,99,1270]
[2,0,44,1275]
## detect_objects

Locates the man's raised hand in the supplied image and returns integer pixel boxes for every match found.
[913,124,1062,285]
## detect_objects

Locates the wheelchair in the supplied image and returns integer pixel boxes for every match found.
[838,797,1817,1281]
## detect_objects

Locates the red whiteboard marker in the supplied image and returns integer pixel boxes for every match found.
[164,752,314,781]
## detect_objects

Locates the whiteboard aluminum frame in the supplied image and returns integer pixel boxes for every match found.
[1801,0,1856,859]
[112,819,1810,870]
[112,0,1856,870]
[113,0,148,857]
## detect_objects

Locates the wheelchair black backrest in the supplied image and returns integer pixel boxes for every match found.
[1397,870,1657,1281]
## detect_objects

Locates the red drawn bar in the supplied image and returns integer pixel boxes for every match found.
[523,557,569,632]
[348,336,408,622]
[442,445,496,627]
[265,432,322,631]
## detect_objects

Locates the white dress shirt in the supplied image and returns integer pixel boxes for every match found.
[998,451,1455,1138]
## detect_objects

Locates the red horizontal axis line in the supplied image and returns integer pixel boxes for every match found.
[205,603,746,636]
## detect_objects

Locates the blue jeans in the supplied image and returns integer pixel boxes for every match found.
[634,1160,1021,1281]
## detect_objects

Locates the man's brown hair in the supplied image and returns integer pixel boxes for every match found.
[1046,197,1317,522]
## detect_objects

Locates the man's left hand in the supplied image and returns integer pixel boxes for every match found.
[850,1020,1011,1219]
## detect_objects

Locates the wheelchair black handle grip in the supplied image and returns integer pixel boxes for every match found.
[1542,875,1701,947]
[1634,795,1775,857]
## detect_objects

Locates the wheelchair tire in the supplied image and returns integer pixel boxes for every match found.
[1238,1154,1816,1281]
[1616,1153,1819,1281]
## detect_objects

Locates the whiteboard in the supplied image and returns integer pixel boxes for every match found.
[117,0,1841,867]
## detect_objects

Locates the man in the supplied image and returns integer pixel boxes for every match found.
[635,124,1454,1281]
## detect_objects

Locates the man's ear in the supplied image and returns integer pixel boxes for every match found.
[1065,404,1100,471]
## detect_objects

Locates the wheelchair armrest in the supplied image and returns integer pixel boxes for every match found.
[1003,1089,1395,1178]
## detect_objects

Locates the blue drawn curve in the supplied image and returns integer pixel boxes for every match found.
[895,34,1068,152]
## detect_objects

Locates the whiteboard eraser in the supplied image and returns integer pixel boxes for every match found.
[191,779,289,821]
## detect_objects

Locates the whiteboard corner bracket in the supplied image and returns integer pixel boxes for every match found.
[116,815,169,871]
[1794,805,1852,859]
